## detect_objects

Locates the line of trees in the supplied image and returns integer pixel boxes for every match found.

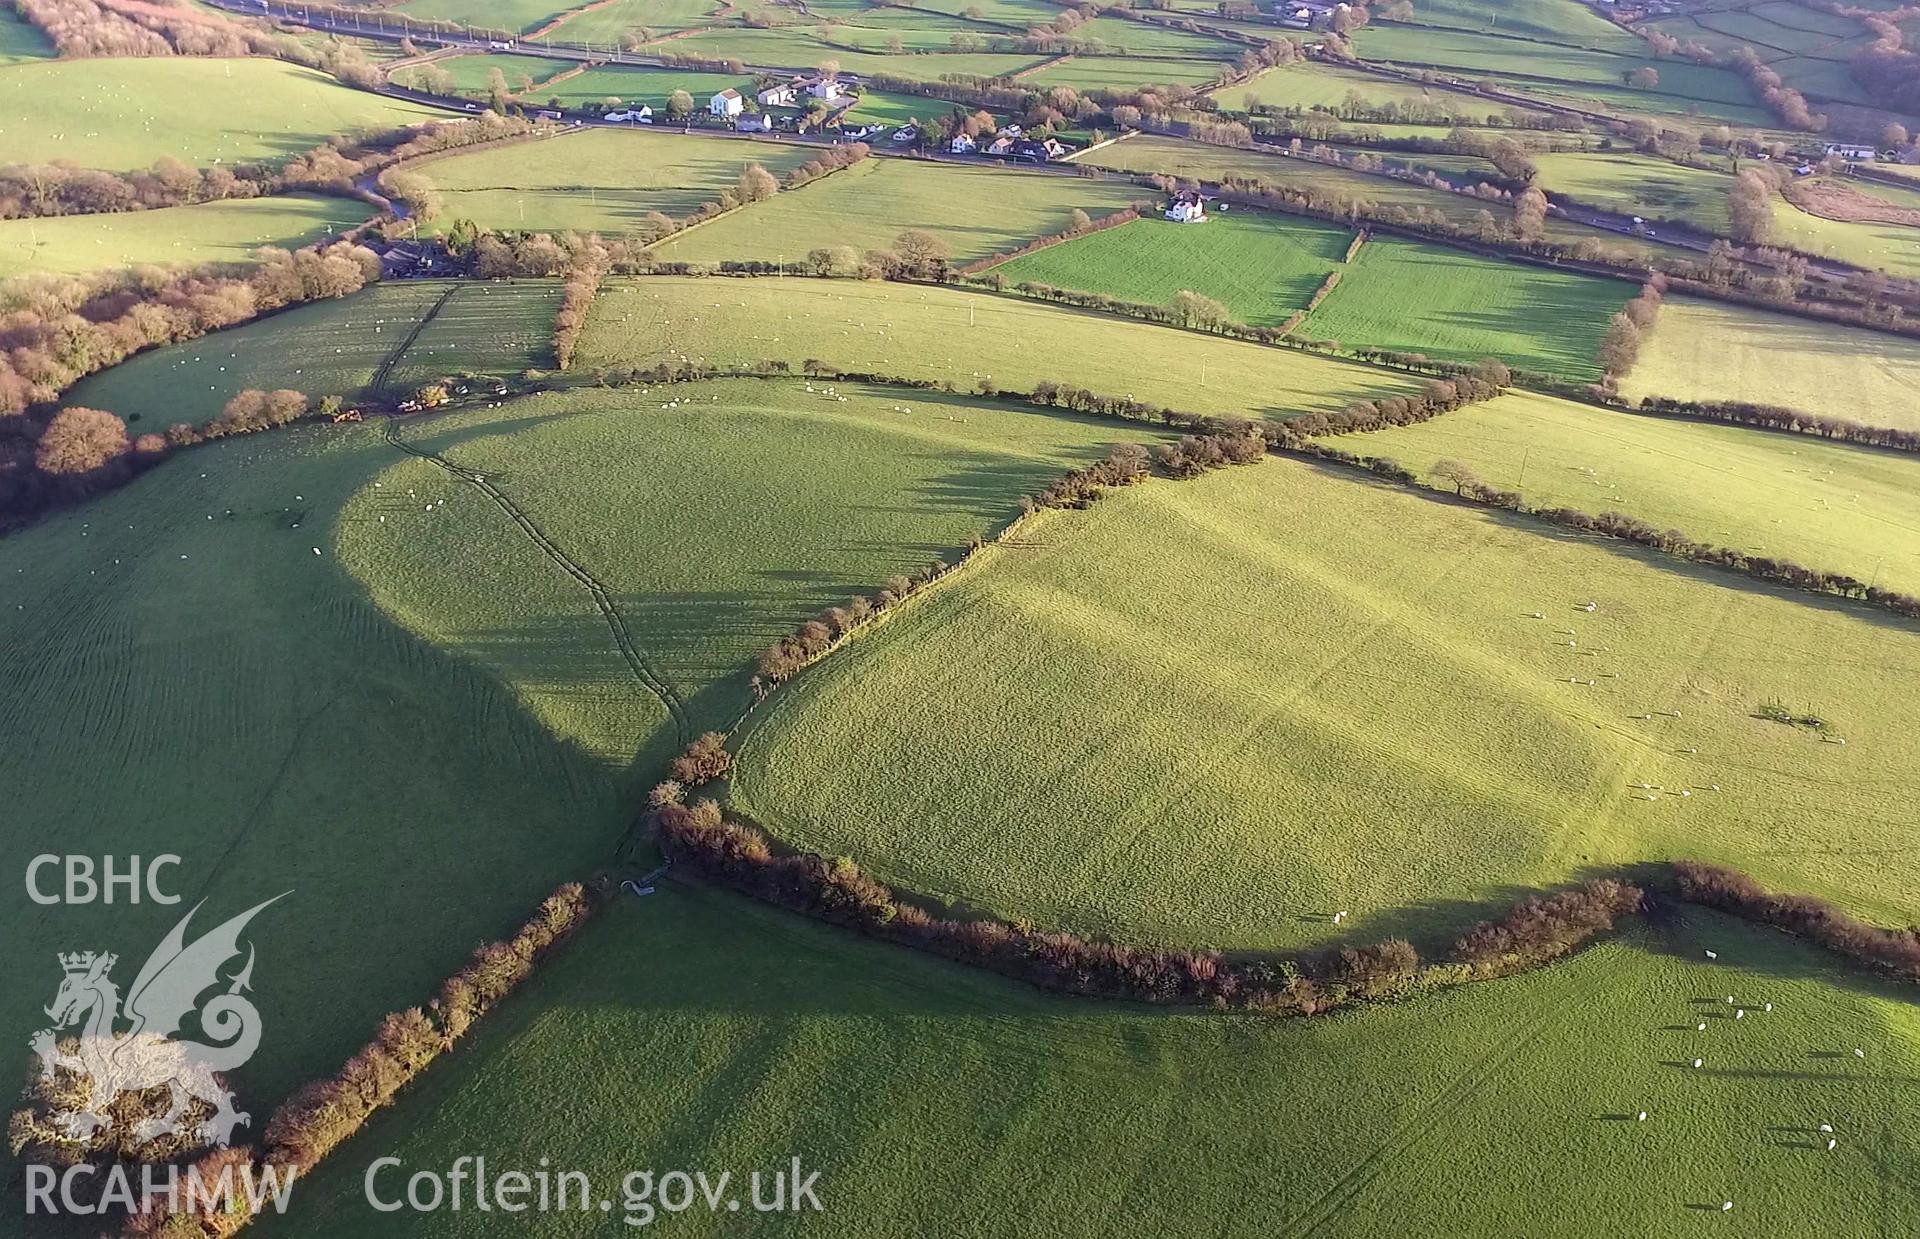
[1,240,380,523]
[1598,277,1667,381]
[1668,861,1920,984]
[258,884,597,1176]
[1634,394,1920,454]
[754,556,966,686]
[552,254,606,371]
[655,799,1643,1013]
[959,206,1144,276]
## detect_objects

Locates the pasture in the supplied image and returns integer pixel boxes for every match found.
[391,52,577,97]
[271,890,1920,1237]
[1298,234,1635,378]
[0,423,622,1111]
[348,379,1171,761]
[391,0,576,34]
[1021,55,1230,91]
[1077,135,1669,262]
[734,456,1920,951]
[0,58,441,172]
[1403,0,1643,48]
[1339,390,1920,593]
[651,158,1146,265]
[1353,25,1772,124]
[0,193,370,278]
[505,64,753,109]
[990,209,1352,326]
[1210,60,1551,122]
[577,275,1427,418]
[410,128,818,233]
[545,0,726,43]
[1620,295,1920,436]
[1533,151,1920,277]
[63,281,556,423]
[659,25,1045,80]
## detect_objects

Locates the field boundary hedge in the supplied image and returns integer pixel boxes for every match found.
[960,206,1145,276]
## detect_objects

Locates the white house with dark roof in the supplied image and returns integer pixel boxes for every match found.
[710,89,744,117]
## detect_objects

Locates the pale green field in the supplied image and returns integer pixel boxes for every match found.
[1210,60,1549,122]
[577,276,1427,418]
[391,51,577,96]
[1533,151,1920,278]
[1622,295,1920,436]
[63,281,558,423]
[736,457,1920,951]
[652,158,1147,265]
[546,0,723,41]
[1021,55,1229,91]
[414,128,817,233]
[661,24,1044,79]
[1298,234,1634,378]
[1079,135,1671,262]
[346,380,1172,762]
[0,194,370,277]
[1341,390,1920,593]
[271,890,1920,1237]
[0,58,440,171]
[991,209,1353,325]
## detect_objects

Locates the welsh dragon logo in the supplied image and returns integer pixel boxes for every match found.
[29,895,287,1149]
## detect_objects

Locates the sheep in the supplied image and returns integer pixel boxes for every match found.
[1705,949,1718,959]
[1693,1058,1704,1068]
[1854,1048,1865,1058]
[1697,1022,1708,1031]
[1763,1002,1772,1012]
[1819,1124,1833,1134]
[1637,1111,1648,1121]
[1735,1009,1744,1020]
[1827,1138,1838,1151]
[1721,1202,1734,1212]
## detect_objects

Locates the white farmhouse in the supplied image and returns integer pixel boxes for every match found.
[757,83,796,107]
[710,89,745,118]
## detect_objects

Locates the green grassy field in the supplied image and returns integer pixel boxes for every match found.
[412,128,818,233]
[0,423,622,1117]
[507,64,753,109]
[346,379,1171,761]
[0,5,53,62]
[63,281,557,423]
[1066,15,1241,57]
[1077,135,1671,262]
[545,0,724,42]
[391,52,577,97]
[1400,0,1644,48]
[0,58,441,172]
[270,887,1920,1237]
[0,193,370,278]
[1022,54,1230,91]
[1337,390,1920,593]
[651,158,1146,265]
[1297,234,1635,378]
[734,456,1920,951]
[1210,60,1551,121]
[1353,25,1772,125]
[841,89,953,129]
[989,210,1353,326]
[661,24,1044,80]
[578,276,1426,418]
[392,0,574,33]
[1620,294,1920,436]
[1533,151,1920,277]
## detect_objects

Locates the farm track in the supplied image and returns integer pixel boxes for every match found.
[369,283,460,397]
[377,419,691,744]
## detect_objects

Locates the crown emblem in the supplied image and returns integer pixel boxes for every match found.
[58,951,114,975]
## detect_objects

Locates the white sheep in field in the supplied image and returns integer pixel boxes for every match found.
[1819,1124,1833,1134]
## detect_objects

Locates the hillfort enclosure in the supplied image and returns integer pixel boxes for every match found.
[4,0,1920,1233]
